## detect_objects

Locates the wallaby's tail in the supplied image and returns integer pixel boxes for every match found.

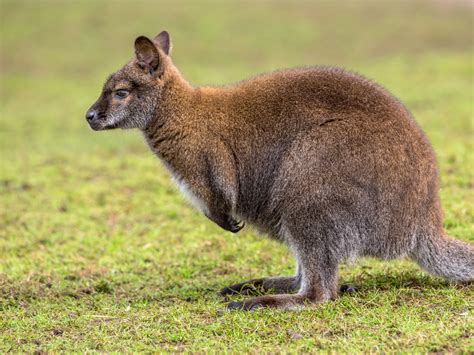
[412,233,474,282]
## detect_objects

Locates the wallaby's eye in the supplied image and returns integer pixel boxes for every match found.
[114,89,130,99]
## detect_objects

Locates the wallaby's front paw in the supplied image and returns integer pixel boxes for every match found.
[228,217,245,233]
[206,212,245,233]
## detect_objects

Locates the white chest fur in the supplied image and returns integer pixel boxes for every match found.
[162,162,209,215]
[172,175,209,215]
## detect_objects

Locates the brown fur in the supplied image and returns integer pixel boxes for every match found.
[86,31,474,310]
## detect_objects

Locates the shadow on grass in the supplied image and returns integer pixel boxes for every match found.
[1,269,470,310]
[342,271,466,292]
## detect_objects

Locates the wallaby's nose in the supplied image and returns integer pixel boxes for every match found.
[85,109,97,122]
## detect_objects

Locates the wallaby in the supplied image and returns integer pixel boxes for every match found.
[86,31,473,310]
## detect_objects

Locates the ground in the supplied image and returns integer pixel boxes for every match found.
[0,0,473,352]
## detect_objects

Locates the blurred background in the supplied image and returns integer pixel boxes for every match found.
[0,0,473,352]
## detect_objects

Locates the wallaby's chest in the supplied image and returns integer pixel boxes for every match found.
[165,162,210,215]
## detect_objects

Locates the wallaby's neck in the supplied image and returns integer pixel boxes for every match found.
[141,69,219,171]
[157,67,196,124]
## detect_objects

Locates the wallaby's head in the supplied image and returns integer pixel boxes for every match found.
[85,31,174,131]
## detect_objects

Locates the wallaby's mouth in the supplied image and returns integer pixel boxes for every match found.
[88,120,104,131]
[88,119,119,131]
[87,118,110,131]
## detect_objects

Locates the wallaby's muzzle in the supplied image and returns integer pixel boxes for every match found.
[85,109,96,122]
[85,96,112,131]
[85,107,104,131]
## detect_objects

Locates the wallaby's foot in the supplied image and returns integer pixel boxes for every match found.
[219,276,300,296]
[226,294,314,311]
[340,284,357,294]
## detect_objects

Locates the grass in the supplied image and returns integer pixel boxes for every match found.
[1,0,473,352]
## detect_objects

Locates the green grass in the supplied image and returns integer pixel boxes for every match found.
[1,0,473,352]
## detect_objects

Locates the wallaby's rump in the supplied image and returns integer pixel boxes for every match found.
[86,31,473,310]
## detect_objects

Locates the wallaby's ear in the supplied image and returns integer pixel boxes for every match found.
[134,36,160,74]
[153,31,171,55]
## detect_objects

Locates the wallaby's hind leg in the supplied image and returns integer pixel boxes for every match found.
[219,276,301,296]
[226,236,339,310]
[226,262,338,310]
